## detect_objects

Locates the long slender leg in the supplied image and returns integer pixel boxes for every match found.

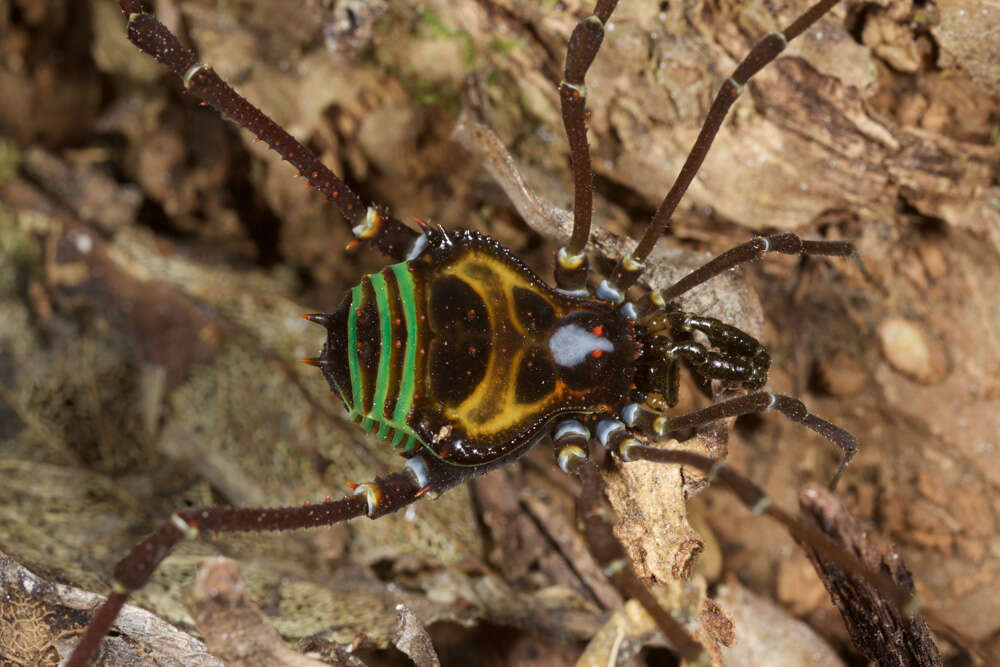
[605,0,843,293]
[608,443,1000,663]
[554,0,621,293]
[556,426,994,662]
[551,424,708,661]
[608,445,922,617]
[66,460,439,667]
[118,0,419,260]
[635,391,857,488]
[634,233,863,307]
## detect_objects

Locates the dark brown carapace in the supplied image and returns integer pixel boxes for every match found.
[314,226,641,467]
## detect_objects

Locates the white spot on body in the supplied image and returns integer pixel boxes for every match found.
[549,324,613,367]
[405,455,429,487]
[596,419,624,447]
[406,234,429,260]
[554,419,589,441]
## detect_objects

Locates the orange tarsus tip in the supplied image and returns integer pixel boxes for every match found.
[301,357,323,367]
[415,485,432,498]
[346,239,361,250]
[345,481,358,490]
[414,217,431,232]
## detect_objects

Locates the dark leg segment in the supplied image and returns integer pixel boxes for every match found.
[555,0,621,292]
[634,233,861,307]
[636,392,856,488]
[118,1,418,260]
[552,432,708,661]
[608,0,843,291]
[67,468,424,667]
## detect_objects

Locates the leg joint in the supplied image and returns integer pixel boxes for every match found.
[352,206,382,240]
[170,513,200,539]
[182,63,209,89]
[352,483,381,518]
[556,246,587,270]
[557,444,588,474]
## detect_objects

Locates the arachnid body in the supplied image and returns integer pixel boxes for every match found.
[38,0,971,664]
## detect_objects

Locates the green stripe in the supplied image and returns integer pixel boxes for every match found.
[344,263,422,448]
[347,283,364,418]
[369,271,393,438]
[391,263,418,431]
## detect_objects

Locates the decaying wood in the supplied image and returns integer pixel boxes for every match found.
[797,483,943,666]
[1,0,998,664]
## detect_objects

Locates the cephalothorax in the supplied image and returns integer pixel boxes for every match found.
[309,218,784,500]
[68,0,890,664]
[314,225,639,467]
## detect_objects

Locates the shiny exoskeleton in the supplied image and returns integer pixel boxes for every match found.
[314,223,776,471]
[67,1,883,665]
[318,226,637,466]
